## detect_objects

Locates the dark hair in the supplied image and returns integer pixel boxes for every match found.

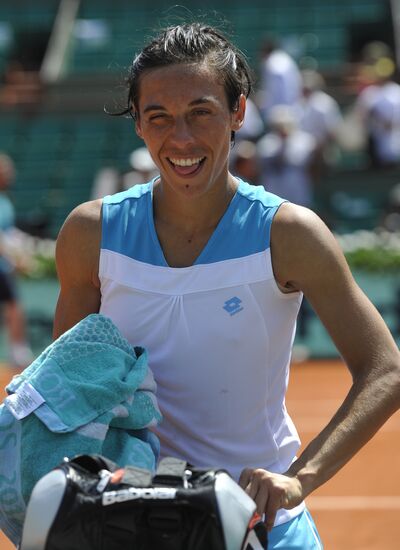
[116,22,253,119]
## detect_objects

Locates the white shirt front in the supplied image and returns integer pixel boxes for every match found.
[99,180,306,527]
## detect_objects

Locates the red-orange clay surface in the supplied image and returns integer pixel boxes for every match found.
[0,359,399,549]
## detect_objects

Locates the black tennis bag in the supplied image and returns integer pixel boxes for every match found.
[20,454,267,550]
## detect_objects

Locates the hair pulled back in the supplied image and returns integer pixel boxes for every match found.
[120,22,253,117]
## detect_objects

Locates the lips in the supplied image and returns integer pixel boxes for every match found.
[167,157,205,176]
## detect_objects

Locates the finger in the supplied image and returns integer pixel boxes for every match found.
[264,493,282,532]
[245,476,260,500]
[238,468,253,489]
[281,494,290,508]
[253,486,269,517]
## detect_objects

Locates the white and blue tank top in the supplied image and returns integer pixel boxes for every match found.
[99,178,305,526]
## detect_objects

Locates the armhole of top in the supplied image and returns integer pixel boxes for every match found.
[268,201,302,299]
[265,199,287,248]
[100,198,108,250]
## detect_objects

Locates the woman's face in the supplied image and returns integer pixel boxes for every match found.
[134,62,245,199]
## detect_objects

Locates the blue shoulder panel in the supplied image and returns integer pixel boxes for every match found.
[101,180,286,266]
[196,181,286,264]
[101,182,167,266]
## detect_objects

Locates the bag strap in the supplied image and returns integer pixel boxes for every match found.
[69,454,119,474]
[152,456,188,486]
[120,465,153,487]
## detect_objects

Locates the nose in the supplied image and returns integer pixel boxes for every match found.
[168,117,195,148]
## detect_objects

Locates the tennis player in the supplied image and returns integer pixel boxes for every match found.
[53,23,400,549]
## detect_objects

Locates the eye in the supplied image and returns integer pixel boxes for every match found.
[193,109,210,116]
[149,113,166,121]
[147,113,171,126]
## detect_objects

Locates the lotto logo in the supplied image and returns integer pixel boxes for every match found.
[223,296,244,316]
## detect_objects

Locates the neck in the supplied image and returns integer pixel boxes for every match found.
[153,174,238,235]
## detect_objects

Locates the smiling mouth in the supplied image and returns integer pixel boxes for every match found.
[167,156,205,176]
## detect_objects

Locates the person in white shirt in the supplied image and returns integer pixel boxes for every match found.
[258,105,317,207]
[355,59,400,167]
[236,96,264,142]
[297,70,342,175]
[258,39,302,125]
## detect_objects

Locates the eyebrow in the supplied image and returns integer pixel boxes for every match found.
[143,96,216,114]
[189,97,215,106]
[143,104,167,114]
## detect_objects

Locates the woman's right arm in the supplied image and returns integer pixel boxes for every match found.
[53,199,103,339]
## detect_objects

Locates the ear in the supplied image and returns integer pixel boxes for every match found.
[231,94,246,131]
[135,116,143,140]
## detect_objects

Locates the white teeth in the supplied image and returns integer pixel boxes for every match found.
[169,157,204,167]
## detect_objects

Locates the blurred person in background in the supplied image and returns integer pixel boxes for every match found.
[235,95,264,142]
[121,146,158,190]
[297,69,343,179]
[0,153,33,369]
[354,42,400,168]
[91,147,158,200]
[230,139,260,185]
[257,105,317,207]
[257,38,302,125]
[0,60,43,108]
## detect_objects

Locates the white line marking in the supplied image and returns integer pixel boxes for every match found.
[307,496,400,510]
[288,399,343,408]
[295,418,400,433]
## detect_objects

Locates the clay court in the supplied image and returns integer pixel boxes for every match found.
[0,359,399,549]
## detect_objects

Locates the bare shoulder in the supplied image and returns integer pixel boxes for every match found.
[271,202,351,293]
[272,202,334,244]
[55,199,103,286]
[58,199,102,239]
[57,199,102,249]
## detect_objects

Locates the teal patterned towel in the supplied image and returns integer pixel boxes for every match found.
[0,313,162,546]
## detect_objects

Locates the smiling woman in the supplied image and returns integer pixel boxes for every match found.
[50,21,400,550]
[113,23,252,204]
